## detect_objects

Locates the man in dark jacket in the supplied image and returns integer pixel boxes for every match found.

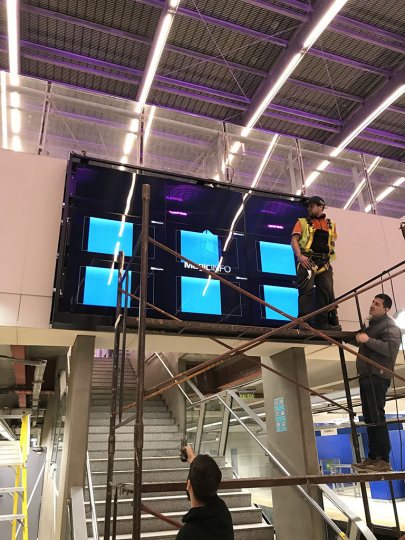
[176,446,234,540]
[352,294,402,473]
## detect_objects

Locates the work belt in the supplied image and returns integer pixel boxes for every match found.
[298,253,331,276]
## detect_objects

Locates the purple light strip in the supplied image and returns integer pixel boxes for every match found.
[168,210,188,216]
[166,196,184,202]
[267,224,284,230]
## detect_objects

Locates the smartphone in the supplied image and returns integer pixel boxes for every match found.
[180,435,188,462]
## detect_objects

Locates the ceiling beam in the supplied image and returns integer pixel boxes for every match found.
[132,0,394,75]
[327,64,405,150]
[243,0,347,126]
[1,36,404,152]
[240,0,405,55]
[10,345,27,408]
[15,2,405,117]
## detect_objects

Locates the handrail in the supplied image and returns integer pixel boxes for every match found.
[86,452,99,540]
[69,487,88,540]
[191,389,377,540]
[154,352,193,404]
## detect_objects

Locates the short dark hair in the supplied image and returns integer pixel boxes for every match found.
[375,293,393,310]
[188,454,222,504]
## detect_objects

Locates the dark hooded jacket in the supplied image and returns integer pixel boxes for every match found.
[356,314,402,379]
[176,496,234,540]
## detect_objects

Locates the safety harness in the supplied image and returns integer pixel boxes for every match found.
[297,217,336,275]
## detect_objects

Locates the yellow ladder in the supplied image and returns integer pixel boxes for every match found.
[0,414,29,540]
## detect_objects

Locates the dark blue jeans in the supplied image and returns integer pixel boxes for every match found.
[359,375,391,462]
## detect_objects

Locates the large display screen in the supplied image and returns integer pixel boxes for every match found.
[51,156,308,330]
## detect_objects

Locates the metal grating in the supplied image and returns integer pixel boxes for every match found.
[1,0,405,167]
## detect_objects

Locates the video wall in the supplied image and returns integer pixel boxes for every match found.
[52,156,307,330]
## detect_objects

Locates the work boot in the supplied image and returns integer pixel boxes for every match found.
[364,459,392,472]
[352,458,376,471]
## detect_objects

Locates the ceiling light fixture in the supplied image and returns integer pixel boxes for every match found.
[11,134,21,152]
[144,106,156,151]
[135,9,177,115]
[6,0,20,87]
[243,0,349,136]
[335,85,405,154]
[343,156,381,210]
[303,0,348,49]
[10,106,21,134]
[365,176,405,212]
[303,86,405,190]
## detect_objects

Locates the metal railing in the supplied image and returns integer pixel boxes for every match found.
[86,452,99,540]
[103,181,404,539]
[68,487,88,540]
[184,385,377,540]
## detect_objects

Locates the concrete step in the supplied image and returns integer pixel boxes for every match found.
[86,491,251,517]
[88,440,180,452]
[89,417,175,427]
[89,456,224,473]
[89,484,240,501]
[88,432,181,443]
[88,448,179,460]
[88,507,264,535]
[90,401,167,409]
[88,425,179,435]
[89,406,169,415]
[91,523,273,539]
[91,466,233,486]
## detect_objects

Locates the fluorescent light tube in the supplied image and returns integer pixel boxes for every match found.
[336,85,405,152]
[365,176,405,212]
[6,0,20,86]
[245,52,303,131]
[11,134,21,151]
[251,134,279,189]
[123,132,136,155]
[303,0,349,49]
[344,156,381,210]
[137,13,173,112]
[144,105,156,150]
[10,107,20,134]
[129,118,139,133]
[10,90,19,107]
[305,159,331,187]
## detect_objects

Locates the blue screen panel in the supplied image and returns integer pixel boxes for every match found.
[83,267,131,307]
[181,277,221,315]
[88,217,133,256]
[263,285,298,321]
[259,241,296,275]
[180,230,220,266]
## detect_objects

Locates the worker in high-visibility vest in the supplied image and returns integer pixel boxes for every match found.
[291,196,340,330]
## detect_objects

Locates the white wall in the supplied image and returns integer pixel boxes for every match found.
[327,207,405,329]
[0,149,66,330]
[0,147,403,343]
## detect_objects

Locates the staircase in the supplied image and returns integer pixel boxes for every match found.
[86,357,274,539]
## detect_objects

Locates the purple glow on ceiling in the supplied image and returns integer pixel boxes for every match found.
[168,210,188,216]
[166,196,183,202]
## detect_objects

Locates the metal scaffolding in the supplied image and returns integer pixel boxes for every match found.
[102,184,405,539]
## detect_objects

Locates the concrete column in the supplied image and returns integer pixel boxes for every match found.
[55,335,95,540]
[261,347,326,540]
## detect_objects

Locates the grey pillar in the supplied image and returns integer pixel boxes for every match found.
[262,348,326,540]
[55,335,95,540]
